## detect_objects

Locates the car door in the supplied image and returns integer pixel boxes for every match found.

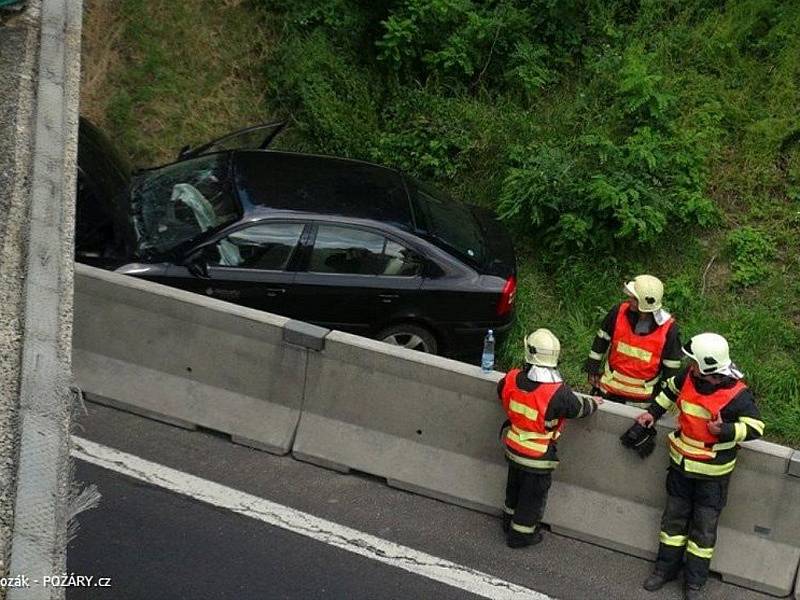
[177,122,286,160]
[163,221,306,316]
[290,224,424,334]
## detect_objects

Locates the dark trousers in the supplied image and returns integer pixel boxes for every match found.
[503,462,552,541]
[655,468,729,586]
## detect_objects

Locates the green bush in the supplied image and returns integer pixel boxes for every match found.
[726,227,777,287]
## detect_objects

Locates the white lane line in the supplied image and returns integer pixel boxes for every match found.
[72,436,553,600]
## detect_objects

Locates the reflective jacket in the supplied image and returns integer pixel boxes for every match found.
[600,301,675,400]
[500,369,565,469]
[650,368,765,479]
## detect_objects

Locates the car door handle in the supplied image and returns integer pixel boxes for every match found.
[266,287,286,297]
[206,288,240,300]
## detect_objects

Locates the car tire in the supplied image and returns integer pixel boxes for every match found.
[377,324,438,355]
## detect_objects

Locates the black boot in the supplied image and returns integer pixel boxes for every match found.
[502,513,512,533]
[506,530,543,548]
[684,583,702,600]
[643,570,677,592]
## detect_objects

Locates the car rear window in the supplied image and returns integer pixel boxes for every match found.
[409,179,485,268]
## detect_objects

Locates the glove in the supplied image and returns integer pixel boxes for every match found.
[620,422,657,459]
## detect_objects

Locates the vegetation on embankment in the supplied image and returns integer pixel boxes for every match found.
[81,1,800,445]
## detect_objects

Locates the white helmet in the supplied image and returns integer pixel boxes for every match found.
[683,333,731,375]
[624,274,664,313]
[524,328,561,368]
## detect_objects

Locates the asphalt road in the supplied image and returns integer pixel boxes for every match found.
[68,401,773,600]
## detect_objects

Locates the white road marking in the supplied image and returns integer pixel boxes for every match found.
[72,436,553,600]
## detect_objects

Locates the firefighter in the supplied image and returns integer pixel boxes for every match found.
[498,328,602,548]
[586,274,683,404]
[635,333,764,600]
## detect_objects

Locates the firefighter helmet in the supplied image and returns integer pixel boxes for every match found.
[682,333,731,375]
[624,274,664,313]
[524,328,561,368]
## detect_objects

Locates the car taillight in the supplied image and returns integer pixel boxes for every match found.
[497,276,516,317]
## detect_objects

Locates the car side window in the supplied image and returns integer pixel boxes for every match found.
[308,226,385,275]
[206,223,304,270]
[380,240,423,277]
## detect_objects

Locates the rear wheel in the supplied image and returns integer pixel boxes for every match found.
[377,324,438,355]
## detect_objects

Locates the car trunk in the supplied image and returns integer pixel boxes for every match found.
[470,205,516,278]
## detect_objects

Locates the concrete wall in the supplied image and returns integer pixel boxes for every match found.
[73,265,320,455]
[1,1,83,598]
[73,265,800,597]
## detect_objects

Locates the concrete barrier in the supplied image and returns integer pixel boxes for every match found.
[292,330,508,511]
[72,264,326,454]
[293,330,800,596]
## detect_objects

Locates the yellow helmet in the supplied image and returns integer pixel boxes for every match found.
[524,328,561,368]
[683,333,731,375]
[624,274,664,313]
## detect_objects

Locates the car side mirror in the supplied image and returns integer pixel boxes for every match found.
[185,253,210,279]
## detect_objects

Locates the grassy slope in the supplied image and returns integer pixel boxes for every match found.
[81,0,276,166]
[80,1,800,445]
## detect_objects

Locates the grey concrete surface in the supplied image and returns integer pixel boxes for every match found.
[789,450,800,478]
[71,401,772,600]
[67,461,480,600]
[283,320,330,351]
[7,0,83,598]
[0,1,40,583]
[72,265,308,455]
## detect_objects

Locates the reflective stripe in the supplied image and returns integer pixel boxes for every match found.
[506,430,549,453]
[733,422,748,442]
[511,522,536,534]
[740,416,765,435]
[511,425,555,441]
[605,363,658,386]
[503,505,515,515]
[678,432,737,453]
[687,540,714,559]
[679,433,706,449]
[655,392,674,411]
[670,434,715,458]
[662,358,682,369]
[667,378,680,395]
[683,457,736,477]
[659,531,688,547]
[681,401,712,420]
[600,375,652,399]
[712,440,737,451]
[615,341,653,363]
[588,350,604,361]
[669,445,683,465]
[597,329,611,341]
[506,450,559,470]
[508,400,538,421]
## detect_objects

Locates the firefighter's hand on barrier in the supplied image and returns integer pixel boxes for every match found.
[636,412,655,428]
[707,412,723,435]
[593,396,604,406]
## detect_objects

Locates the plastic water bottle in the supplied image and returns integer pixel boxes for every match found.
[481,329,495,373]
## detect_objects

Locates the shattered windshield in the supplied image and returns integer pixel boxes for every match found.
[131,154,240,254]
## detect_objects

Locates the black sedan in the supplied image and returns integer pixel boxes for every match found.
[76,119,517,361]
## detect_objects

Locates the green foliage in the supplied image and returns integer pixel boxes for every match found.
[103,0,800,443]
[726,227,777,287]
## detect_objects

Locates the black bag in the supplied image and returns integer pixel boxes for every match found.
[620,422,657,459]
